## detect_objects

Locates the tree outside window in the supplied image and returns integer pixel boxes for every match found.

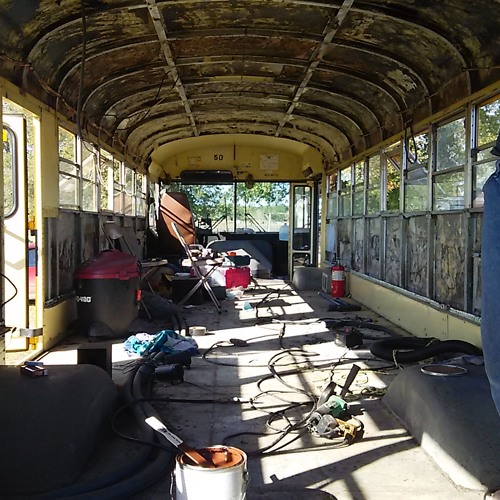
[352,161,365,215]
[367,155,381,213]
[473,97,500,208]
[405,132,429,212]
[433,116,466,210]
[384,143,401,212]
[339,167,352,216]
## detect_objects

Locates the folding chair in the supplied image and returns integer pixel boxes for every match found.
[170,221,223,312]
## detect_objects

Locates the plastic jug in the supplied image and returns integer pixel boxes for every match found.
[279,223,289,241]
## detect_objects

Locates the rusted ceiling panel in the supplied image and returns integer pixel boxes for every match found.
[178,61,286,80]
[161,1,332,33]
[295,102,365,151]
[171,35,317,61]
[337,10,465,103]
[322,44,428,104]
[0,0,499,171]
[28,9,155,87]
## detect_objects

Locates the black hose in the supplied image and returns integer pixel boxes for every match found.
[175,310,189,336]
[65,357,175,499]
[369,337,482,364]
[20,354,175,499]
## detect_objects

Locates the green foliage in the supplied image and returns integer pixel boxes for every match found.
[478,100,500,145]
[168,181,290,231]
[436,117,466,171]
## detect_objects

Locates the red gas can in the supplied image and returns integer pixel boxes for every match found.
[331,264,345,298]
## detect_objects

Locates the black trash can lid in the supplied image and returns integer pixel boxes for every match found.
[75,250,139,280]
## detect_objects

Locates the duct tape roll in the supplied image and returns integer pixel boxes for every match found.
[189,326,207,337]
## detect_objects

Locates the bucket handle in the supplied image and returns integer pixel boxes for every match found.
[241,470,250,497]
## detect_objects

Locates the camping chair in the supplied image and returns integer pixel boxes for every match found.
[170,221,223,312]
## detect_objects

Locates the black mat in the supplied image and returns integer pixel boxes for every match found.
[383,363,500,490]
[0,364,117,496]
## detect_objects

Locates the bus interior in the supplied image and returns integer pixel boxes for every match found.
[1,1,500,498]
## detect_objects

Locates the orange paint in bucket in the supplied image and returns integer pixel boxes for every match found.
[175,446,249,499]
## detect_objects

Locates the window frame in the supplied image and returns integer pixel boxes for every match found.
[3,125,18,218]
[432,114,467,211]
[404,129,430,212]
[339,166,352,217]
[471,95,500,208]
[81,140,98,213]
[58,126,81,210]
[352,160,365,216]
[382,142,402,213]
[98,149,114,213]
[366,154,381,214]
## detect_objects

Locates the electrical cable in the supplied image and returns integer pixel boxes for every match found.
[222,346,323,456]
[0,272,18,309]
[218,322,384,457]
[198,322,394,457]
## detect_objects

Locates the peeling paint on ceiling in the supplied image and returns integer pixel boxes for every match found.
[0,0,499,172]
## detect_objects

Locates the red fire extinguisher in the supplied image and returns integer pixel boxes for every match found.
[331,263,345,298]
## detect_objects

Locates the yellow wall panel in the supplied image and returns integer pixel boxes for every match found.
[349,273,481,347]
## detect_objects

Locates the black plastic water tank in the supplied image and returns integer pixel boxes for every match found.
[74,250,140,338]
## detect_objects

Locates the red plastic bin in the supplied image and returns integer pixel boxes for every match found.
[225,267,251,289]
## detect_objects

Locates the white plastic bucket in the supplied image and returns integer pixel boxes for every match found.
[174,446,249,500]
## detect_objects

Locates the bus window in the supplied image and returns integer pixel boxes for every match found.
[2,126,17,218]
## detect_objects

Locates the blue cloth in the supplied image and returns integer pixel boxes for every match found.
[481,160,500,415]
[123,329,198,356]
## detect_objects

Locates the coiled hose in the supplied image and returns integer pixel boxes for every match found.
[369,337,482,364]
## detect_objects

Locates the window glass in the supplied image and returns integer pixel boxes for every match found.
[433,170,465,210]
[339,167,351,216]
[58,127,76,161]
[82,141,97,212]
[385,145,401,212]
[405,132,429,212]
[99,150,113,211]
[352,161,364,215]
[327,172,338,218]
[473,96,500,207]
[113,159,123,213]
[434,117,466,210]
[59,172,79,207]
[367,155,381,213]
[2,127,16,217]
[473,160,496,208]
[135,173,147,216]
[59,158,78,176]
[436,117,466,171]
[123,166,134,216]
[477,99,500,147]
[292,185,311,251]
[58,127,80,209]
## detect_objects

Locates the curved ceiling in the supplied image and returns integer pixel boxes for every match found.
[1,0,499,173]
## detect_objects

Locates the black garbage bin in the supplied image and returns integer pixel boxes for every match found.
[74,250,140,339]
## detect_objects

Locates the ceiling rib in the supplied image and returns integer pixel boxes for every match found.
[275,0,355,137]
[145,0,199,136]
[104,85,377,148]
